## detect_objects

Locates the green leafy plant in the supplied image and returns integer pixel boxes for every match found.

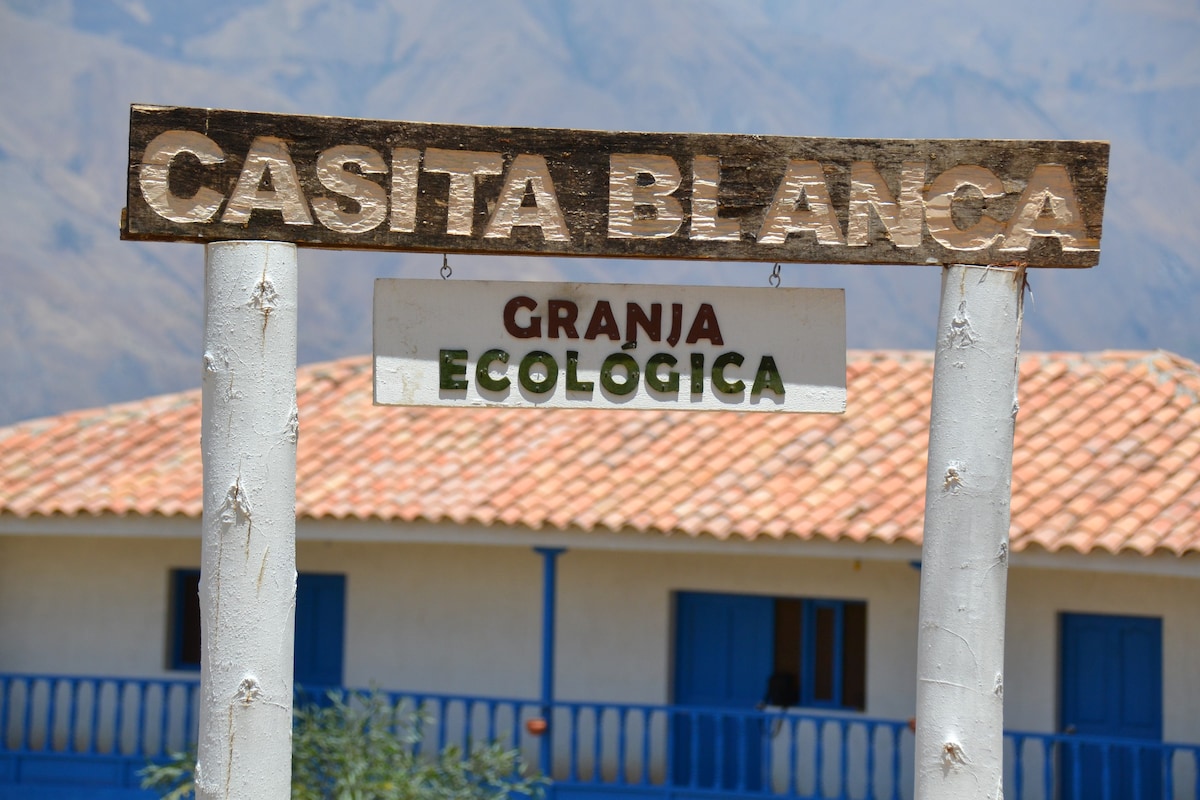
[141,689,547,800]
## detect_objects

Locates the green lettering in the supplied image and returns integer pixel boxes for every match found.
[751,354,785,398]
[566,350,594,393]
[690,353,704,394]
[711,351,745,395]
[645,353,679,394]
[476,349,510,392]
[600,352,639,396]
[440,349,468,391]
[519,351,558,394]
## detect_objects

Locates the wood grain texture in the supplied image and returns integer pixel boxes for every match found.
[123,104,1109,267]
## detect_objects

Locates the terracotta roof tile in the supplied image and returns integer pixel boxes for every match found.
[2,351,1199,558]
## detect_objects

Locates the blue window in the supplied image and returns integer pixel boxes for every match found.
[785,598,867,710]
[674,591,866,713]
[168,569,346,688]
[169,568,202,671]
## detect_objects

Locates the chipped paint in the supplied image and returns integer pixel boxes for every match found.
[199,241,298,800]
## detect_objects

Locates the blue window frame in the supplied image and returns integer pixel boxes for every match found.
[795,598,866,710]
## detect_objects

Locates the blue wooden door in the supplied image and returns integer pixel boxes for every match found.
[294,573,346,691]
[1060,613,1162,800]
[673,592,774,792]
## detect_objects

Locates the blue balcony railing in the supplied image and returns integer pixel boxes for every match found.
[2,673,1198,800]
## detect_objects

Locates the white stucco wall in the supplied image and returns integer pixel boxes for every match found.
[552,549,922,721]
[0,535,197,676]
[1004,566,1200,742]
[2,530,1197,744]
[300,539,543,697]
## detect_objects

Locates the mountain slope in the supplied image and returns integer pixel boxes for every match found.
[1,0,1197,425]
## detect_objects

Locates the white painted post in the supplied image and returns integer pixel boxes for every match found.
[198,241,299,800]
[914,264,1026,800]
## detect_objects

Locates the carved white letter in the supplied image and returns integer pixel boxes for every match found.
[423,148,504,236]
[607,154,684,239]
[757,160,845,245]
[221,137,313,226]
[139,130,226,223]
[311,145,388,234]
[484,154,570,241]
[690,155,739,241]
[1001,164,1098,252]
[924,165,1005,251]
[847,161,925,247]
[389,148,420,233]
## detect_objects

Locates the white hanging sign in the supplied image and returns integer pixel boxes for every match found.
[374,279,845,413]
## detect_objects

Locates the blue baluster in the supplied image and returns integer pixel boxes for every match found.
[838,718,848,797]
[433,697,446,752]
[891,723,904,800]
[46,677,62,752]
[619,705,628,782]
[1042,736,1054,800]
[814,719,826,798]
[112,680,127,756]
[1161,745,1173,800]
[134,680,149,756]
[1010,734,1024,800]
[787,716,799,797]
[66,677,83,753]
[592,706,603,783]
[0,676,8,751]
[87,679,101,754]
[511,699,521,747]
[1128,742,1140,800]
[1069,740,1082,800]
[864,722,876,800]
[186,681,199,750]
[638,708,651,787]
[1184,743,1197,800]
[460,699,470,753]
[20,677,36,750]
[157,681,171,756]
[1101,741,1114,800]
[567,704,579,782]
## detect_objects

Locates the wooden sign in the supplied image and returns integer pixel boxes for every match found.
[374,280,846,412]
[124,105,1108,267]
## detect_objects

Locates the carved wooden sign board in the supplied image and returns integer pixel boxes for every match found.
[122,104,1108,268]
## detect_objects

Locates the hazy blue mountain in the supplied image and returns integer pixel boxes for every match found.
[1,0,1197,425]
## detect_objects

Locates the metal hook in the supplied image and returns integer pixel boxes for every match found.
[440,254,452,280]
[768,262,782,288]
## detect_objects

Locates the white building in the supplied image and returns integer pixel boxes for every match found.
[2,350,1198,800]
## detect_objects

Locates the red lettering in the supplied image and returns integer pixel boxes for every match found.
[625,302,662,343]
[504,295,541,338]
[548,299,579,338]
[685,303,723,345]
[584,300,621,340]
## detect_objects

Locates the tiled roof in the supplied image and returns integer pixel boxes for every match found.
[2,350,1198,557]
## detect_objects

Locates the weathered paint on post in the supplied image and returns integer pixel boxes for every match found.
[914,263,1025,800]
[199,241,298,800]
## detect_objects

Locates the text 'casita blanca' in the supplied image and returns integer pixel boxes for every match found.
[124,107,1109,266]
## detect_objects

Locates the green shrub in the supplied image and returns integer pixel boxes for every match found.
[142,689,547,800]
